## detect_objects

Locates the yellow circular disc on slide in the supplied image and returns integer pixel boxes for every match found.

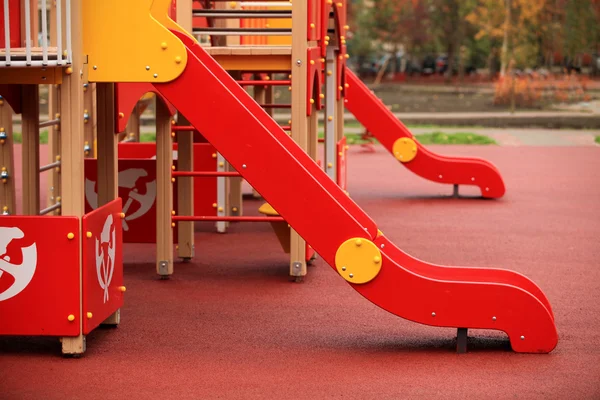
[335,238,383,284]
[392,137,418,163]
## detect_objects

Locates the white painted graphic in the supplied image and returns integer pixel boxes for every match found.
[86,168,156,231]
[96,215,116,303]
[0,227,37,302]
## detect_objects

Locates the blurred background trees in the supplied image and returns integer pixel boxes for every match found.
[347,0,600,80]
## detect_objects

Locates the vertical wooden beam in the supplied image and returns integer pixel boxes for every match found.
[0,99,16,215]
[96,84,118,210]
[83,83,96,157]
[289,1,310,280]
[20,0,39,47]
[124,103,141,142]
[156,100,174,277]
[176,114,194,259]
[96,82,120,325]
[48,84,61,212]
[173,0,195,259]
[61,0,86,355]
[335,91,345,143]
[308,104,319,161]
[21,85,40,216]
[47,0,60,212]
[215,152,229,233]
[324,47,337,180]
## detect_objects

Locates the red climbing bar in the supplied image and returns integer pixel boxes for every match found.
[259,104,291,108]
[172,216,285,222]
[172,171,241,177]
[238,80,291,86]
[280,125,291,130]
[171,125,195,131]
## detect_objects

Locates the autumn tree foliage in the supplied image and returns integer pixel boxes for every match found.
[349,0,600,77]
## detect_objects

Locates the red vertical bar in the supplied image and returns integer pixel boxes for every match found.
[0,0,22,48]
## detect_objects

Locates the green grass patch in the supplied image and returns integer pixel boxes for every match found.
[595,136,600,145]
[413,132,496,145]
[11,131,48,144]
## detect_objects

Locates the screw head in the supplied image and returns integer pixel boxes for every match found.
[348,273,354,278]
[520,335,525,340]
[296,59,302,66]
[341,266,346,271]
[380,244,385,249]
[492,316,497,321]
[431,312,436,317]
[93,65,97,70]
[146,66,150,70]
[153,73,158,78]
[242,164,247,169]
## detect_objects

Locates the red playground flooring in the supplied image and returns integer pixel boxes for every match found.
[2,145,600,399]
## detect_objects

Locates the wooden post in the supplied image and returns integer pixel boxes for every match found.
[0,99,16,215]
[60,0,86,355]
[336,89,345,143]
[21,85,40,216]
[215,152,229,233]
[173,0,195,259]
[124,103,141,142]
[47,1,61,212]
[324,47,337,180]
[156,100,174,277]
[95,82,120,325]
[176,114,194,259]
[95,84,118,226]
[83,83,96,157]
[48,85,62,212]
[308,104,318,162]
[289,1,310,281]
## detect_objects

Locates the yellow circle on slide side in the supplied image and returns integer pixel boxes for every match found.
[335,238,382,284]
[392,137,418,163]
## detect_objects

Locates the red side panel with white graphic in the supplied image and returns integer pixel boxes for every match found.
[85,159,172,243]
[82,199,124,334]
[85,142,217,243]
[0,217,81,336]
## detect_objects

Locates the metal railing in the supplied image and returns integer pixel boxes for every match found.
[1,0,72,67]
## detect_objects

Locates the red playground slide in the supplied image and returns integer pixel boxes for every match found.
[153,31,557,353]
[344,70,505,199]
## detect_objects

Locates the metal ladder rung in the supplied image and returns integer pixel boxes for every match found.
[193,10,291,18]
[193,28,292,36]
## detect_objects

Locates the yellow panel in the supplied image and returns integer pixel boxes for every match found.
[83,0,187,83]
[0,67,63,84]
[151,1,197,43]
[266,5,292,46]
[335,238,382,284]
[211,55,291,71]
[392,137,418,163]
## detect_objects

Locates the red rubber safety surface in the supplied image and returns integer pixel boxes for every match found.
[1,145,599,399]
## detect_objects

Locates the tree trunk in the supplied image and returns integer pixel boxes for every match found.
[500,0,512,76]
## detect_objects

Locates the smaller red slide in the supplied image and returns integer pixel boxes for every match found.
[345,70,505,199]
